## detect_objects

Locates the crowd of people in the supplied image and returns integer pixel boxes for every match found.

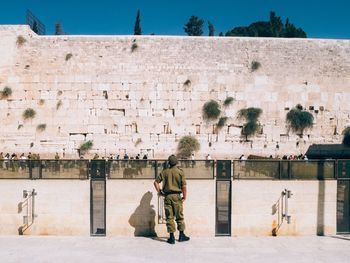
[0,151,310,162]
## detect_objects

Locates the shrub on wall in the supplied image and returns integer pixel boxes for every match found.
[177,135,200,159]
[342,127,350,147]
[0,87,12,99]
[217,117,228,129]
[23,108,36,120]
[79,140,93,155]
[184,79,191,86]
[238,107,263,140]
[65,53,73,61]
[286,104,314,134]
[251,61,261,72]
[223,97,234,106]
[16,36,26,46]
[203,100,221,120]
[36,124,46,132]
[131,40,138,52]
[56,100,62,110]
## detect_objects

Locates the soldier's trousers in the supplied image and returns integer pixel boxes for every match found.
[164,193,185,233]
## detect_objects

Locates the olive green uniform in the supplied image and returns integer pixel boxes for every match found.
[156,166,186,233]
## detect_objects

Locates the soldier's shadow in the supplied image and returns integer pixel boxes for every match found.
[129,191,158,237]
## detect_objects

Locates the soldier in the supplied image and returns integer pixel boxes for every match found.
[153,154,190,244]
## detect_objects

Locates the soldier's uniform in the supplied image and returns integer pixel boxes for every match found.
[155,165,186,233]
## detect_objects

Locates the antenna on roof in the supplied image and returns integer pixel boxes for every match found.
[26,9,46,35]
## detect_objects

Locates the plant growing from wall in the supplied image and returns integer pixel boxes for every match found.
[23,108,36,120]
[286,104,314,135]
[217,117,228,129]
[57,90,63,96]
[17,124,23,130]
[238,107,263,140]
[177,135,200,159]
[30,142,34,148]
[223,97,234,106]
[65,53,73,61]
[202,100,221,120]
[56,100,62,110]
[251,61,261,72]
[0,87,12,99]
[135,138,142,146]
[131,40,138,52]
[79,140,93,155]
[36,124,46,132]
[16,35,26,46]
[38,99,45,105]
[342,127,350,147]
[184,79,191,86]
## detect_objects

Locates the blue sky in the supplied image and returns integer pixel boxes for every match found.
[0,0,349,39]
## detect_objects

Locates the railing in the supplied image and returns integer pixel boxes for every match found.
[0,160,89,180]
[0,159,347,180]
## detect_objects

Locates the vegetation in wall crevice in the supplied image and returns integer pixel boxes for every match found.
[23,108,36,120]
[177,135,200,159]
[286,104,314,135]
[0,87,12,99]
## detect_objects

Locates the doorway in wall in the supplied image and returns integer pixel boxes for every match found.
[90,160,106,236]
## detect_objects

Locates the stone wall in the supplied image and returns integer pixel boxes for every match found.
[0,179,337,236]
[0,25,350,158]
[232,180,337,236]
[0,180,90,235]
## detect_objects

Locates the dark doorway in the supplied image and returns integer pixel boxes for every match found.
[337,160,350,234]
[337,180,350,233]
[90,160,106,236]
[216,160,232,236]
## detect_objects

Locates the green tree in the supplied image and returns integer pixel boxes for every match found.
[184,16,204,36]
[134,9,142,35]
[208,21,215,36]
[269,11,283,37]
[225,11,307,38]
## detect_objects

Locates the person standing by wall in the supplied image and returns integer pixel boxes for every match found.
[153,154,190,244]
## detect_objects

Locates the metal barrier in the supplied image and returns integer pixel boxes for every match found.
[41,160,89,179]
[0,159,344,180]
[108,160,156,179]
[233,160,279,180]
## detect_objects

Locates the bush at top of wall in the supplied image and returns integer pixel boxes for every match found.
[286,104,314,135]
[23,108,36,120]
[131,39,138,52]
[342,127,350,147]
[202,100,221,120]
[0,87,12,99]
[177,135,200,159]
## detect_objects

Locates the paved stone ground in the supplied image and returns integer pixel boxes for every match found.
[0,236,350,263]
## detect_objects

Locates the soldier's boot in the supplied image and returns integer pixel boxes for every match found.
[178,231,190,242]
[167,233,175,244]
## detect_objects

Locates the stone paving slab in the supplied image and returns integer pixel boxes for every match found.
[0,236,349,263]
